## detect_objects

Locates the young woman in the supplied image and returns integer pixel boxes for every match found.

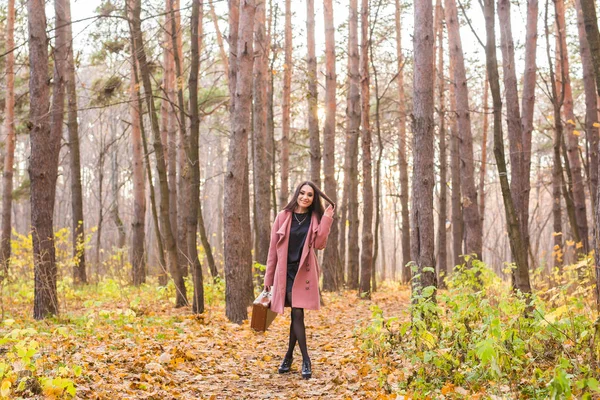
[264,181,335,379]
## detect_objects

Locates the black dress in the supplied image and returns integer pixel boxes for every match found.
[286,211,310,294]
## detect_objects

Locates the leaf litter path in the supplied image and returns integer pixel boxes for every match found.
[71,287,410,399]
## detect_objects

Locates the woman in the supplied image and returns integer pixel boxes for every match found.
[264,181,335,380]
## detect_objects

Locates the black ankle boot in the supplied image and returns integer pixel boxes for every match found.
[278,356,293,374]
[301,359,312,379]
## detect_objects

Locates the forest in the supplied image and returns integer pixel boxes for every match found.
[0,0,599,397]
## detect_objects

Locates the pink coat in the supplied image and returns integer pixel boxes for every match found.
[264,210,333,314]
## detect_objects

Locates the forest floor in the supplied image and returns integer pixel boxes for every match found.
[0,281,410,399]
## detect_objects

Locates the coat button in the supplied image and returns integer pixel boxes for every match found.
[306,280,309,284]
[305,286,310,290]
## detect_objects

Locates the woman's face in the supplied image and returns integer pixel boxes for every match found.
[297,185,314,209]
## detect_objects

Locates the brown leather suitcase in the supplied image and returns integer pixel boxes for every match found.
[251,290,277,332]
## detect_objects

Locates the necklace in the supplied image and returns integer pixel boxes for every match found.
[294,212,308,225]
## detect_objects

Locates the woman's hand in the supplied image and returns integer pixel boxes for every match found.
[264,285,271,292]
[324,204,335,218]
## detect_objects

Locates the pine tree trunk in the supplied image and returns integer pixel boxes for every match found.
[0,0,16,276]
[484,0,531,294]
[479,77,489,228]
[577,0,600,312]
[520,0,538,248]
[555,0,589,252]
[345,0,361,290]
[129,35,146,286]
[64,0,88,284]
[435,0,447,286]
[224,0,256,323]
[395,0,411,284]
[445,0,482,260]
[411,0,437,299]
[131,0,187,306]
[209,1,229,85]
[449,56,463,267]
[279,0,292,208]
[127,6,167,284]
[30,0,60,318]
[169,0,191,278]
[253,0,271,267]
[575,0,599,212]
[188,0,205,313]
[322,0,341,292]
[307,0,321,187]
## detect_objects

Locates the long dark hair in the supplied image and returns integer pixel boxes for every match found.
[283,181,335,221]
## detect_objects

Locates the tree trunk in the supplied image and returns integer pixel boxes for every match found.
[321,0,341,292]
[307,0,321,187]
[188,0,205,313]
[64,0,88,284]
[411,0,437,299]
[575,0,599,213]
[435,0,447,287]
[497,0,533,289]
[111,127,126,248]
[395,0,411,284]
[224,0,255,323]
[209,1,230,86]
[279,0,292,208]
[253,0,271,268]
[267,0,278,217]
[131,0,187,306]
[359,0,374,298]
[129,36,146,286]
[371,0,384,292]
[0,0,16,276]
[169,0,191,279]
[30,0,60,318]
[127,5,167,284]
[520,0,538,247]
[345,0,361,290]
[446,0,482,260]
[555,0,589,252]
[484,0,531,294]
[577,0,600,312]
[449,56,463,267]
[479,76,489,228]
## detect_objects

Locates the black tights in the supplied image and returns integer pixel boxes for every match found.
[285,291,309,361]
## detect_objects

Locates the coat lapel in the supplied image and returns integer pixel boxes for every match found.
[276,211,292,245]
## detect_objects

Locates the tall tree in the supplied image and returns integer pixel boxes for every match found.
[322,0,342,291]
[411,0,437,298]
[445,0,482,260]
[253,0,271,267]
[131,0,187,306]
[434,0,447,286]
[575,0,599,214]
[279,0,292,208]
[0,0,16,276]
[187,0,205,313]
[555,0,589,252]
[483,0,531,294]
[307,0,321,186]
[343,0,361,290]
[129,31,146,286]
[224,0,256,323]
[479,77,489,227]
[449,56,463,267]
[395,0,411,283]
[65,0,87,284]
[359,0,374,297]
[575,0,599,210]
[577,0,600,310]
[520,0,538,249]
[29,0,60,318]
